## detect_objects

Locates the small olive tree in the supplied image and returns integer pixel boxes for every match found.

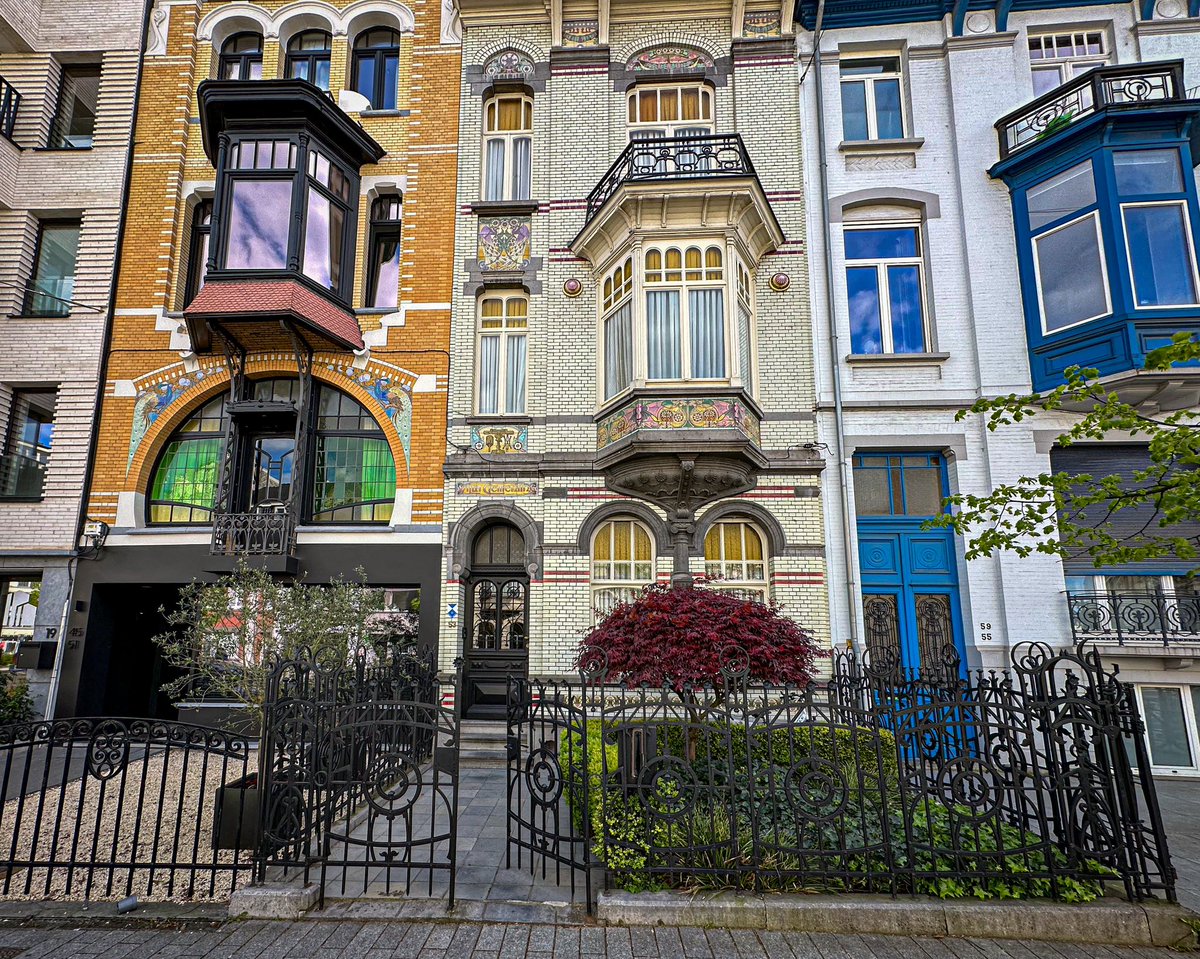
[152,562,417,725]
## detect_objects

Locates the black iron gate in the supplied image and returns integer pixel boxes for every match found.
[505,674,593,909]
[259,650,461,905]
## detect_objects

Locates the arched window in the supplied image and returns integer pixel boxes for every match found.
[148,395,227,523]
[703,520,767,601]
[286,30,332,90]
[352,28,401,110]
[473,522,525,566]
[147,382,396,525]
[184,199,212,307]
[482,93,532,202]
[366,195,402,309]
[219,32,263,80]
[591,519,654,619]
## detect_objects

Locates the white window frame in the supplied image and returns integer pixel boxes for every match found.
[1119,200,1200,310]
[1027,30,1110,95]
[843,222,930,354]
[703,520,769,601]
[601,257,635,402]
[481,93,533,202]
[838,55,906,142]
[591,518,656,621]
[1031,209,1112,335]
[1131,684,1200,777]
[642,242,729,384]
[626,82,714,141]
[474,293,528,416]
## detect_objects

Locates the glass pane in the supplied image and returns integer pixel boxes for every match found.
[840,57,900,76]
[225,179,291,269]
[314,60,331,91]
[1036,215,1109,331]
[52,64,100,148]
[289,59,309,81]
[915,594,954,668]
[354,55,376,102]
[472,581,498,649]
[847,266,883,354]
[1031,65,1062,96]
[840,80,869,141]
[723,523,743,562]
[500,581,526,649]
[902,463,944,515]
[381,54,398,109]
[370,235,401,309]
[311,435,395,523]
[887,265,926,353]
[1141,687,1193,767]
[29,224,80,315]
[873,78,903,139]
[634,524,651,562]
[505,333,526,414]
[496,97,525,130]
[594,523,612,562]
[150,437,221,522]
[646,290,681,379]
[1113,149,1184,195]
[688,289,726,379]
[703,526,720,561]
[1027,161,1096,230]
[862,594,900,664]
[302,188,345,290]
[845,228,918,259]
[477,335,499,414]
[745,527,763,561]
[852,465,891,515]
[1124,205,1198,307]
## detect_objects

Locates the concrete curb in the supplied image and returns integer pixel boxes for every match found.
[595,891,1200,948]
[228,883,319,920]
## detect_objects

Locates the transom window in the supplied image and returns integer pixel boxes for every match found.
[644,244,726,381]
[474,523,525,565]
[353,28,401,110]
[591,519,654,619]
[852,452,946,517]
[366,195,403,310]
[840,56,904,142]
[482,94,532,202]
[476,294,527,415]
[286,30,332,91]
[844,225,927,354]
[219,32,263,81]
[703,521,767,601]
[627,83,713,139]
[1028,31,1109,97]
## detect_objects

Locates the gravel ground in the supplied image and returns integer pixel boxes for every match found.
[0,748,256,903]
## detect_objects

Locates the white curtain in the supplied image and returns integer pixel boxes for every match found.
[604,302,634,399]
[689,289,725,379]
[484,139,505,201]
[505,333,527,414]
[478,334,499,413]
[512,137,532,200]
[646,291,681,379]
[737,301,752,385]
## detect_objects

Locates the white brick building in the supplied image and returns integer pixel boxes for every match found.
[797,0,1200,774]
[0,0,144,714]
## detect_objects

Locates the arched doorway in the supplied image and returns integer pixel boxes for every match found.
[463,522,529,718]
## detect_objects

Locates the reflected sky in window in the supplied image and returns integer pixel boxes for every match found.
[225,179,290,270]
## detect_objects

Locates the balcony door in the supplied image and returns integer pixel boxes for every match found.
[463,523,528,719]
[248,435,295,511]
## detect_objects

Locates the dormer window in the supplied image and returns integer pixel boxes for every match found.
[220,33,263,81]
[287,31,332,91]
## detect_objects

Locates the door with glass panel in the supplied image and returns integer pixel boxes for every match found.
[464,523,529,718]
[247,435,295,511]
[854,452,965,674]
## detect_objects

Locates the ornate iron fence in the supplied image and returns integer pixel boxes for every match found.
[511,642,1174,904]
[0,719,255,901]
[585,133,758,221]
[258,649,459,906]
[996,61,1186,158]
[1068,590,1200,645]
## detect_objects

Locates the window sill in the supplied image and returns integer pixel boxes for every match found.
[838,137,925,154]
[0,497,45,504]
[360,109,406,118]
[8,312,72,319]
[845,351,949,365]
[32,145,94,153]
[466,415,532,426]
[471,200,540,216]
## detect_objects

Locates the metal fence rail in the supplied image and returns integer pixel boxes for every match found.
[0,719,255,901]
[512,642,1174,904]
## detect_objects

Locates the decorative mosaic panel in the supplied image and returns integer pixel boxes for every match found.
[479,217,531,272]
[471,423,528,454]
[455,480,538,497]
[742,10,782,38]
[562,20,599,46]
[596,396,762,450]
[627,45,714,74]
[483,50,535,82]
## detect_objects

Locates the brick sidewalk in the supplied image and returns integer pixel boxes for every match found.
[0,920,1180,959]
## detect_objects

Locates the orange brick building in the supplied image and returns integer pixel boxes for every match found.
[57,0,461,716]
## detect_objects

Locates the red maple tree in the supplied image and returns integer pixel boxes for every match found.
[578,582,820,694]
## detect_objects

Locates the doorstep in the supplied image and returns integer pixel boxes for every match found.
[594,890,1199,948]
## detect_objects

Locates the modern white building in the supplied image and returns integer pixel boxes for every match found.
[798,0,1200,774]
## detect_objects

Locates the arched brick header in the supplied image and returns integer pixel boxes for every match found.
[448,501,542,579]
[575,501,671,558]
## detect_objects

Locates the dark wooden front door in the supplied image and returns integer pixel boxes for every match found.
[464,574,528,718]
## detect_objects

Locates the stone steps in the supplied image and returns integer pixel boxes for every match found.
[458,720,508,768]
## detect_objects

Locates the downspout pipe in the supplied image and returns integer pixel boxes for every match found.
[47,0,154,720]
[808,1,861,650]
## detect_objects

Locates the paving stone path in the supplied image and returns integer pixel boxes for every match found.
[0,920,1183,958]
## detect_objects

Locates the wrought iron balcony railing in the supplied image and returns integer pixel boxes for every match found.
[996,61,1190,159]
[0,76,19,142]
[586,133,759,221]
[1067,590,1200,646]
[210,510,297,557]
[0,452,46,500]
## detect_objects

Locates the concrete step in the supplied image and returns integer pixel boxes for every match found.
[459,746,508,768]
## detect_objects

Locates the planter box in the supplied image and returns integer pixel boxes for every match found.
[213,772,261,851]
[177,701,259,737]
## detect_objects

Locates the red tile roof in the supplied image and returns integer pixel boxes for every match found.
[185,279,364,351]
